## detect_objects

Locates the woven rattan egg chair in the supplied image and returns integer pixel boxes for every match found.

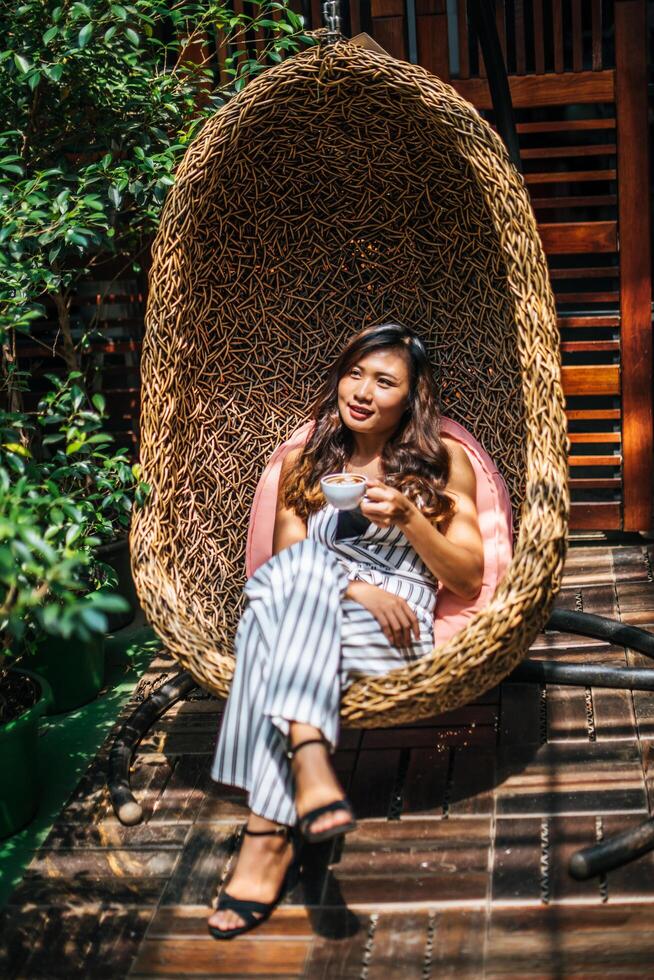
[130,31,570,737]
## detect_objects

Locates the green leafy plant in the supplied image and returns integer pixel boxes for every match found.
[0,468,126,658]
[0,372,148,681]
[36,371,150,543]
[0,0,314,400]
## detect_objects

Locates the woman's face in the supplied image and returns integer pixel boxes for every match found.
[337,348,411,437]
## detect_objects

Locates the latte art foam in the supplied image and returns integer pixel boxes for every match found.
[324,474,366,486]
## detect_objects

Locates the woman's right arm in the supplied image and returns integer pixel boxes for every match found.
[272,448,308,555]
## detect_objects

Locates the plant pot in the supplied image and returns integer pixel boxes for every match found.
[0,669,53,839]
[28,633,105,714]
[97,537,138,631]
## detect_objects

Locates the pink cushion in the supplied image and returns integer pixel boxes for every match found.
[245,418,513,646]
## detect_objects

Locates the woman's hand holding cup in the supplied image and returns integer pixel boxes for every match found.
[359,478,416,528]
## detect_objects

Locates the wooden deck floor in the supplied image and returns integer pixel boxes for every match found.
[4,542,654,978]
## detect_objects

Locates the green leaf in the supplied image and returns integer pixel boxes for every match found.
[79,606,108,634]
[104,26,117,43]
[65,524,81,546]
[43,27,59,44]
[66,440,84,454]
[3,442,30,457]
[125,27,140,46]
[111,3,128,20]
[78,23,93,48]
[91,393,106,413]
[44,62,64,82]
[14,54,32,74]
[28,71,41,91]
[82,196,105,212]
[86,591,129,613]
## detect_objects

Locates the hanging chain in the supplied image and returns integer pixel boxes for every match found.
[322,0,342,43]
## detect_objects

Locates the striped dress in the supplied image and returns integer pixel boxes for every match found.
[211,504,437,826]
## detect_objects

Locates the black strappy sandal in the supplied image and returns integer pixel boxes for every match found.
[287,737,358,844]
[207,824,299,941]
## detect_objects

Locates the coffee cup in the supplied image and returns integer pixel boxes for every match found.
[320,472,367,510]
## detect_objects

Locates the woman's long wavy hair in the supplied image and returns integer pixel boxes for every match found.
[281,322,455,524]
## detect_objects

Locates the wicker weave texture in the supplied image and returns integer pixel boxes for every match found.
[131,38,569,727]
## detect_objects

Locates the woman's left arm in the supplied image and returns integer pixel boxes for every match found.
[361,441,484,600]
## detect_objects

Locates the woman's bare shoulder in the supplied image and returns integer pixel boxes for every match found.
[280,446,303,475]
[441,437,476,491]
[442,436,472,468]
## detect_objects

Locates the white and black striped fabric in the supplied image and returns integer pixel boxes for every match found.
[211,507,437,825]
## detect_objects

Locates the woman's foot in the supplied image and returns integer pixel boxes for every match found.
[289,723,353,837]
[207,817,295,933]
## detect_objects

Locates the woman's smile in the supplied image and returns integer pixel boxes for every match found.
[348,403,375,421]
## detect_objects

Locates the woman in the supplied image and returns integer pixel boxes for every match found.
[208,322,484,939]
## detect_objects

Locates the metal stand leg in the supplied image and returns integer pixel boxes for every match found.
[108,671,198,825]
[506,609,654,879]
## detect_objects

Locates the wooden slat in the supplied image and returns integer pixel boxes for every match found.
[554,291,620,304]
[516,118,616,133]
[132,937,311,976]
[553,0,564,72]
[372,17,407,59]
[561,364,620,395]
[350,0,362,36]
[514,0,525,74]
[20,339,141,358]
[525,169,617,184]
[521,145,616,159]
[557,314,619,328]
[416,0,449,80]
[570,502,622,529]
[559,340,619,352]
[570,477,622,489]
[478,39,486,79]
[214,26,230,86]
[452,70,615,108]
[533,0,544,74]
[568,432,621,444]
[532,195,617,209]
[615,0,652,531]
[572,0,583,72]
[566,409,621,420]
[591,0,603,70]
[569,455,622,466]
[457,0,469,79]
[550,268,619,279]
[496,0,506,62]
[539,221,617,254]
